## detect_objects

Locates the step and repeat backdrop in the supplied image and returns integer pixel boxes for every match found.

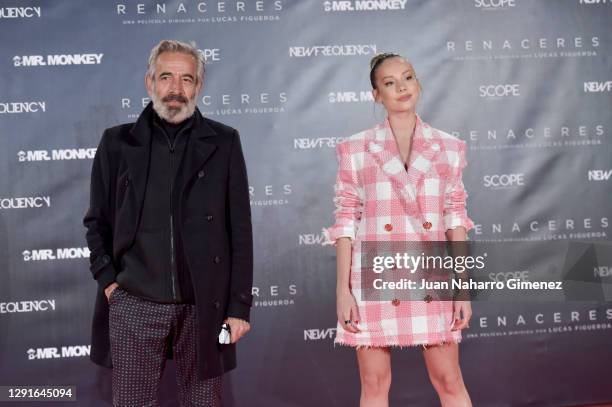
[1,1,611,406]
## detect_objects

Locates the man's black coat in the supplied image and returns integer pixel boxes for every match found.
[83,103,253,379]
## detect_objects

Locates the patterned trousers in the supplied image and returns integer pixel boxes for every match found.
[108,288,222,407]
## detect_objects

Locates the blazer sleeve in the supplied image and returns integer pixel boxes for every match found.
[443,140,474,233]
[225,130,254,322]
[323,141,364,245]
[83,130,118,290]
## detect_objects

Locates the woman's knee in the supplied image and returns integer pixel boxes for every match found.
[360,370,392,395]
[429,370,464,395]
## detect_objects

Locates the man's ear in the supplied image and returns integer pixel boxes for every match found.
[145,72,153,96]
[196,77,203,95]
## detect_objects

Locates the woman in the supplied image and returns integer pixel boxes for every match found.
[324,53,474,406]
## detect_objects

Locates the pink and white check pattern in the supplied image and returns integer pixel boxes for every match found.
[324,115,474,348]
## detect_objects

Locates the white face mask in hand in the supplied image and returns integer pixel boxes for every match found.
[218,323,231,344]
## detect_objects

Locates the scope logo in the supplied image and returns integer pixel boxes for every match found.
[483,173,525,189]
[474,0,516,9]
[489,270,530,282]
[199,48,221,62]
[479,84,520,99]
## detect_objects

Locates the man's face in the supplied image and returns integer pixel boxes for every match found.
[145,51,202,123]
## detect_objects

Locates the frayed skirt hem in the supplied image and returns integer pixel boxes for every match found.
[334,338,462,350]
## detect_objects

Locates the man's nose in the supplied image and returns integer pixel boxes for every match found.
[170,77,183,93]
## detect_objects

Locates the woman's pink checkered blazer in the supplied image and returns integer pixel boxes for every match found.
[324,115,474,348]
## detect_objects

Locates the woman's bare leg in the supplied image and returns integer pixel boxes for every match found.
[356,347,392,407]
[422,342,472,407]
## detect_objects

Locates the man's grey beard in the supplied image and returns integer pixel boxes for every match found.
[151,91,197,124]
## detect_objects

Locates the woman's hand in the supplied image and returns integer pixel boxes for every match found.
[337,290,361,333]
[451,300,472,331]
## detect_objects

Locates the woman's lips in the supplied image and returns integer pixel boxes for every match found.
[398,94,412,102]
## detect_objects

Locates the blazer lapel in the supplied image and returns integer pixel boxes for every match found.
[126,104,154,205]
[123,104,219,232]
[123,141,151,213]
[123,104,154,245]
[405,116,440,193]
[368,115,441,220]
[368,121,415,203]
[179,110,218,196]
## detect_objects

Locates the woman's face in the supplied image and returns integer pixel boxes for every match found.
[372,57,420,114]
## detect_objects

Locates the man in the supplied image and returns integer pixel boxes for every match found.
[83,40,253,407]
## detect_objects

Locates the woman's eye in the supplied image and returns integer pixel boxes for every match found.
[385,81,393,87]
[406,75,413,80]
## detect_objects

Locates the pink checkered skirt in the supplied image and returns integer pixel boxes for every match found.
[334,297,461,348]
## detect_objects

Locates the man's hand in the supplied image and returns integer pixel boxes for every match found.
[224,317,251,343]
[105,282,119,301]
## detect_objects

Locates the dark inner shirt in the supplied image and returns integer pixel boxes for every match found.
[159,117,189,144]
[118,112,196,304]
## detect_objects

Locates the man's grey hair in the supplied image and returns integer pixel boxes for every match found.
[147,40,205,84]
